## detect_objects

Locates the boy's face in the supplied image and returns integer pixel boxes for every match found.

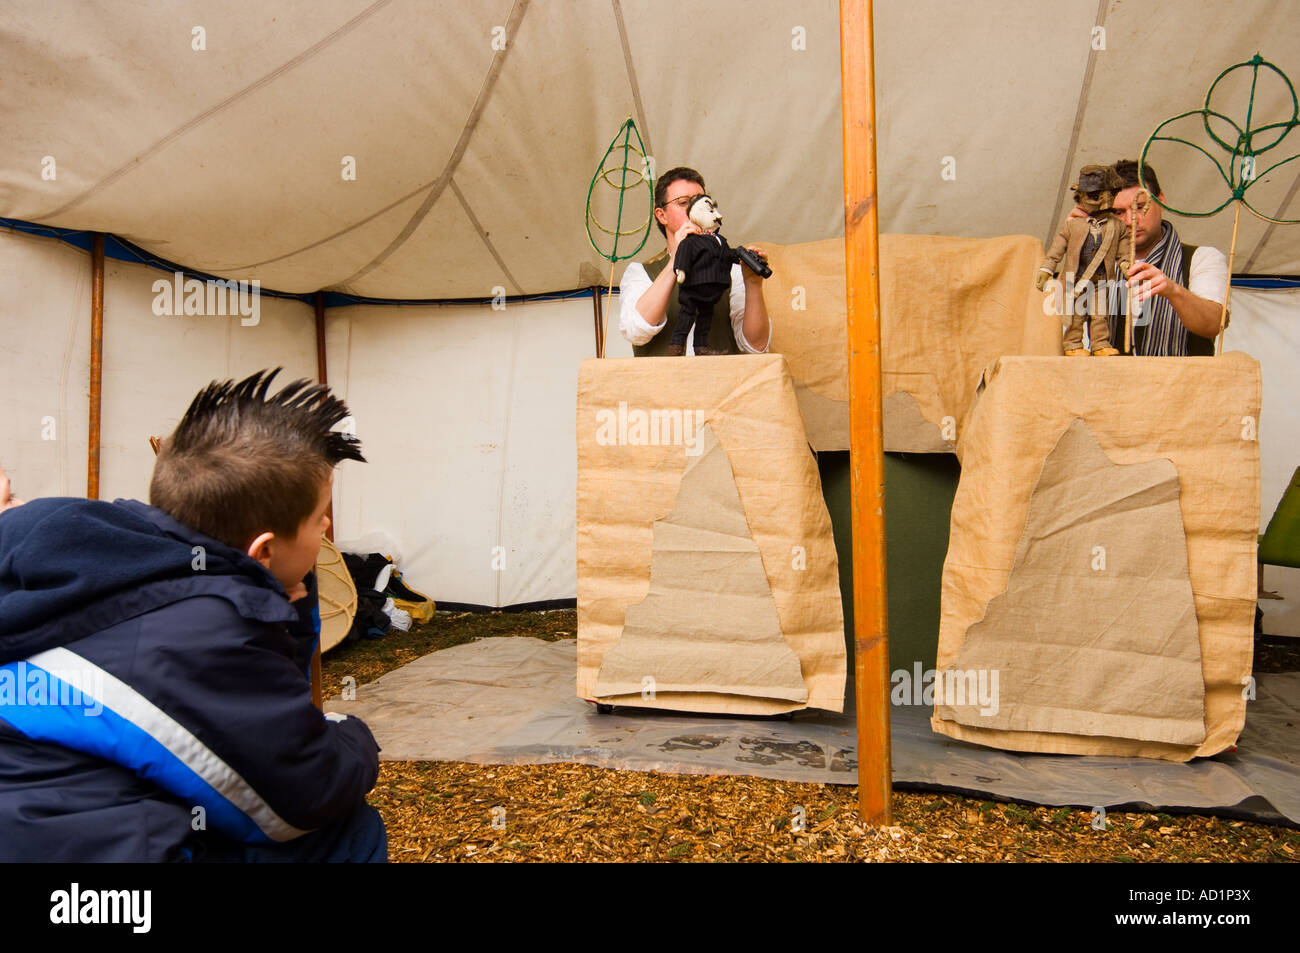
[249,471,333,593]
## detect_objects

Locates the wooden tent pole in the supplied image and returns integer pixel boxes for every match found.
[591,284,604,358]
[840,0,892,826]
[87,234,105,500]
[311,290,329,710]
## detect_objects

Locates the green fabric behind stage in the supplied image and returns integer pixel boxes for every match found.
[818,450,961,675]
[1260,466,1300,569]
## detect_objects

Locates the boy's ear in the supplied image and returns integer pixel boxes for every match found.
[246,531,275,568]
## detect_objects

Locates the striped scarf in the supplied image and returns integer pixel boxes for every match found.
[1109,220,1187,356]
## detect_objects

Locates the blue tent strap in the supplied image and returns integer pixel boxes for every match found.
[0,218,617,307]
[4,217,1295,297]
[1231,276,1300,289]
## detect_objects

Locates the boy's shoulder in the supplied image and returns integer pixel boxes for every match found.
[0,497,297,665]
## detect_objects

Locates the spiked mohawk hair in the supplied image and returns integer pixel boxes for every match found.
[149,368,365,551]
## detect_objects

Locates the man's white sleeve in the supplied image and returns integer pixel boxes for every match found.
[619,261,664,346]
[728,264,772,354]
[1188,246,1229,305]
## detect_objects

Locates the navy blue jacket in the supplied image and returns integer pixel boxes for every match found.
[0,497,380,861]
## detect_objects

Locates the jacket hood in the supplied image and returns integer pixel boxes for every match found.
[0,497,296,663]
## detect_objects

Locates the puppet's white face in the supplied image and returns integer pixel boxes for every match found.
[688,195,722,232]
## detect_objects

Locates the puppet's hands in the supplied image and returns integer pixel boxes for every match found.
[1126,260,1171,303]
[1035,268,1054,292]
[0,467,24,513]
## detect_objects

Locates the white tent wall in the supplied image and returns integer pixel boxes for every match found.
[326,297,630,608]
[0,230,93,499]
[1225,287,1300,638]
[0,227,318,504]
[100,261,318,502]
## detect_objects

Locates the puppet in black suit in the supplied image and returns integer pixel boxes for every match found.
[669,195,743,356]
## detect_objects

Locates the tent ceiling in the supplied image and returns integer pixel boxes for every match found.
[3,0,1298,298]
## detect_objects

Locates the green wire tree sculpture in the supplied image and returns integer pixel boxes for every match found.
[586,118,654,358]
[1140,54,1300,354]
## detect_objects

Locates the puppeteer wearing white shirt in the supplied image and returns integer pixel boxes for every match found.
[619,250,772,357]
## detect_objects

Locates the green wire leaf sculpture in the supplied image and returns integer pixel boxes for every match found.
[585,118,654,263]
[1139,53,1300,355]
[1140,53,1300,224]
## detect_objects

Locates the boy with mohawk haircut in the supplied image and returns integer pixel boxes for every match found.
[0,369,387,862]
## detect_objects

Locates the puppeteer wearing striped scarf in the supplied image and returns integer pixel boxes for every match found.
[1106,220,1227,357]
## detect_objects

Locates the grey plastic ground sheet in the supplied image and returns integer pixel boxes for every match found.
[327,636,1300,825]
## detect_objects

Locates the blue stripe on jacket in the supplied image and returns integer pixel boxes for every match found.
[0,658,271,843]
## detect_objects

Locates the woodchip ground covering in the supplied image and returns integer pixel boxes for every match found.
[322,610,1300,863]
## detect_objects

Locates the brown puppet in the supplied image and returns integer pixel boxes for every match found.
[668,194,771,356]
[1036,165,1132,356]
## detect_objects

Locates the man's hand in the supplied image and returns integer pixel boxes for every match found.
[667,220,701,265]
[1126,260,1170,304]
[0,467,24,513]
[1127,258,1225,338]
[1067,205,1088,221]
[632,221,703,333]
[740,244,768,283]
[285,580,310,602]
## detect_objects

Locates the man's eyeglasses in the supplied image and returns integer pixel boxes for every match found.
[660,194,699,211]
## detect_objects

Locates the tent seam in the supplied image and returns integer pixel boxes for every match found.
[335,0,532,289]
[1044,0,1111,248]
[450,178,525,296]
[35,0,398,222]
[612,0,654,161]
